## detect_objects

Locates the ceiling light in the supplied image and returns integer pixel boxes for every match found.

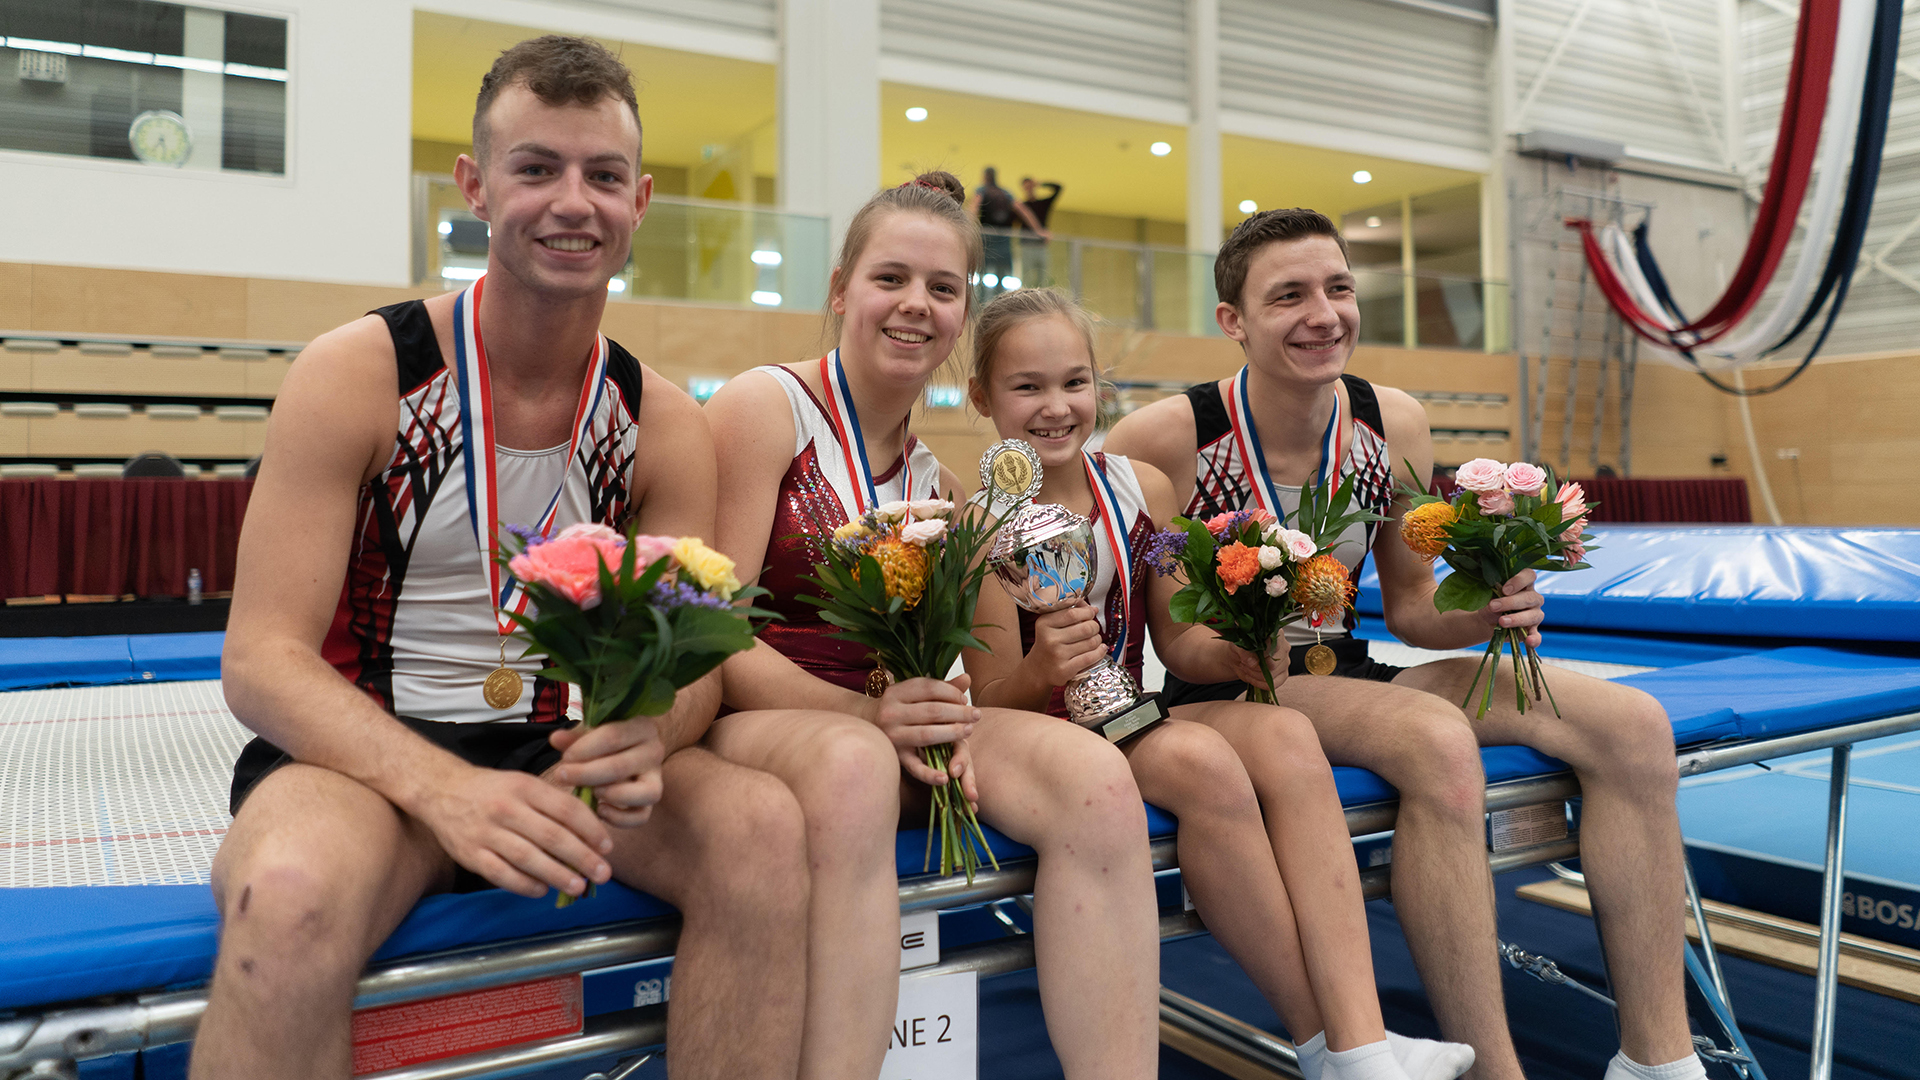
[1366,216,1382,228]
[982,273,999,288]
[1001,275,1022,289]
[750,249,783,267]
[606,279,627,293]
[440,267,484,281]
[1150,141,1172,156]
[1238,200,1258,213]
[751,290,783,306]
[1352,170,1373,184]
[437,221,452,236]
[905,107,928,122]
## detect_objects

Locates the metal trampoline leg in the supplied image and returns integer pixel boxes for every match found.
[1809,745,1852,1080]
[1684,858,1735,1022]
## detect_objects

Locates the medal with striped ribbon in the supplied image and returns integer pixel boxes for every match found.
[1223,366,1345,675]
[452,277,610,710]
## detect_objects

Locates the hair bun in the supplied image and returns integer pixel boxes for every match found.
[911,170,966,205]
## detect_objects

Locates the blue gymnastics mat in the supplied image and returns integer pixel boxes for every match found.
[0,633,222,690]
[1355,525,1920,643]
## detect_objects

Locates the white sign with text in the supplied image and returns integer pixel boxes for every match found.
[879,969,976,1080]
[899,910,940,971]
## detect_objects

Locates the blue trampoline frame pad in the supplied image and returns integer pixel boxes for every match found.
[9,643,1920,1011]
[0,633,223,691]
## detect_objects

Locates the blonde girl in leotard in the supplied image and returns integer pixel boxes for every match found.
[701,176,1159,1080]
[965,287,1475,1080]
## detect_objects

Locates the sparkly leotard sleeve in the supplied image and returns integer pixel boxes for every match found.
[751,364,944,693]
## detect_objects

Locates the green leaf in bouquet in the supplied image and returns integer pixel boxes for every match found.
[671,605,759,658]
[1168,585,1200,624]
[1433,570,1495,613]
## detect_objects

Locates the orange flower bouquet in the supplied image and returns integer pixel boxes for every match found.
[1147,476,1388,703]
[798,499,1003,882]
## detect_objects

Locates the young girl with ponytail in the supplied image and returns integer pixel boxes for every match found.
[964,287,1475,1080]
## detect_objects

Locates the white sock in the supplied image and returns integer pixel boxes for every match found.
[1603,1050,1707,1080]
[1323,1040,1414,1080]
[1296,1031,1328,1080]
[1386,1030,1477,1080]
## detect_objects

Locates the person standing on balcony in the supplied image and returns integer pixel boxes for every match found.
[1106,207,1699,1080]
[969,166,1049,294]
[1018,177,1062,287]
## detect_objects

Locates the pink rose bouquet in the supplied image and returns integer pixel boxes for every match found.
[1394,459,1596,719]
[500,522,774,905]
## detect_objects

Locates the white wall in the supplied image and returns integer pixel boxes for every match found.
[0,0,415,287]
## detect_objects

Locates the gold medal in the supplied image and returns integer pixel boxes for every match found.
[1304,643,1338,677]
[483,666,523,709]
[865,666,894,699]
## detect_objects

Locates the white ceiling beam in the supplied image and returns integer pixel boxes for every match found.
[1514,0,1597,131]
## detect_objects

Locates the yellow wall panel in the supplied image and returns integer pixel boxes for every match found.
[243,358,295,399]
[0,351,32,390]
[27,414,253,458]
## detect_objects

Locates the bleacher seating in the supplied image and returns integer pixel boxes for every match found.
[0,334,298,477]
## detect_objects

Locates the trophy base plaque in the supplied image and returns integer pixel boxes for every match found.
[1081,692,1169,745]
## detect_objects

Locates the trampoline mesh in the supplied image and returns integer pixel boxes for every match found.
[1,681,248,887]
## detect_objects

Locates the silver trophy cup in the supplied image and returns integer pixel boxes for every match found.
[987,502,1167,744]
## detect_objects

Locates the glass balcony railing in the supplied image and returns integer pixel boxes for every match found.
[411,174,830,311]
[975,227,1508,351]
[410,175,1507,351]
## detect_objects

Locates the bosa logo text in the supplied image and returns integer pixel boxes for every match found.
[1843,891,1917,930]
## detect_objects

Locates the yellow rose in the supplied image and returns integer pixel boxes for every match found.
[833,520,874,543]
[672,537,743,600]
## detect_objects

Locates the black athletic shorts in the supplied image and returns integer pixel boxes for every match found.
[1161,636,1406,707]
[229,717,569,893]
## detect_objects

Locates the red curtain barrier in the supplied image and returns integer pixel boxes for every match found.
[1574,477,1752,524]
[0,479,254,600]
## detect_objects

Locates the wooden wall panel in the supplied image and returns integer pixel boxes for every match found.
[31,351,250,398]
[0,263,32,329]
[29,265,249,339]
[26,413,255,457]
[245,279,422,342]
[0,417,29,455]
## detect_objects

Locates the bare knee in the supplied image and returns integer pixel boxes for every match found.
[1138,723,1258,822]
[681,770,810,919]
[1385,706,1486,823]
[1036,732,1149,854]
[790,717,900,856]
[1236,705,1336,793]
[214,840,377,978]
[1583,690,1678,794]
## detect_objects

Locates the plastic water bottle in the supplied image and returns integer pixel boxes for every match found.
[187,568,203,606]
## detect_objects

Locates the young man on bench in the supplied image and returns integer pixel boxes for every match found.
[194,38,814,1079]
[1106,208,1700,1080]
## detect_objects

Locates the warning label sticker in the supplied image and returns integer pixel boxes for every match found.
[350,974,585,1075]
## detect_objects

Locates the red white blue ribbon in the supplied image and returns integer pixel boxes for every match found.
[1083,450,1132,663]
[1225,366,1342,525]
[819,350,914,515]
[452,277,609,636]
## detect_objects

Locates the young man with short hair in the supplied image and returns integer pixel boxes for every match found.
[1107,208,1698,1080]
[194,37,811,1080]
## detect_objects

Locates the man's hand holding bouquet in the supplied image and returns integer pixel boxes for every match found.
[799,498,1003,882]
[1147,476,1389,702]
[1396,459,1595,719]
[501,522,774,906]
